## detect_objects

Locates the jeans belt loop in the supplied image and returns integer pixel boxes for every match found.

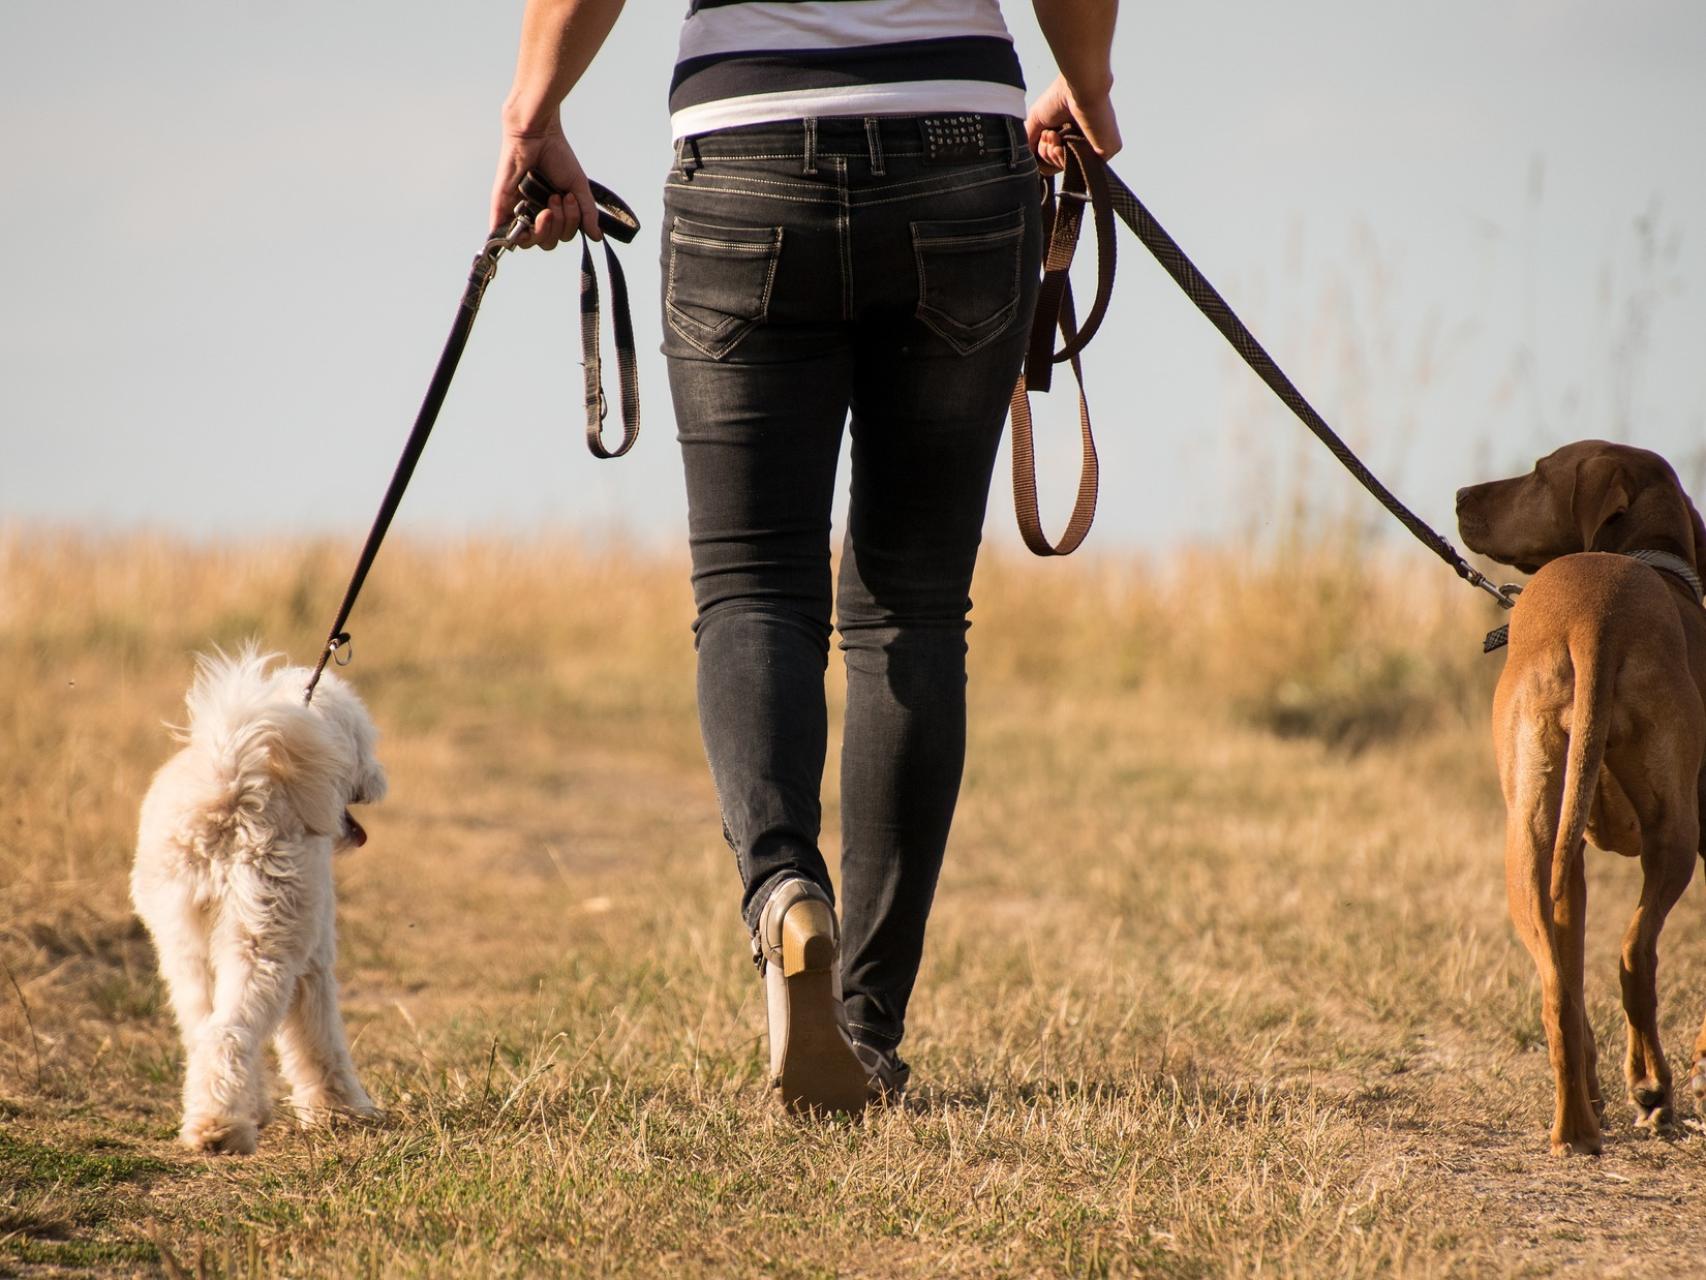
[863,117,886,177]
[1004,116,1024,171]
[674,136,700,178]
[802,117,819,177]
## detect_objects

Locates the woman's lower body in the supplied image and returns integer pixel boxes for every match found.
[661,114,1043,1096]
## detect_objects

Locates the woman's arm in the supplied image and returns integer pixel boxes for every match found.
[1027,0,1121,170]
[491,0,628,249]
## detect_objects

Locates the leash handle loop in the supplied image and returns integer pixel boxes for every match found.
[1011,132,1113,554]
[1012,273,1100,556]
[579,228,640,459]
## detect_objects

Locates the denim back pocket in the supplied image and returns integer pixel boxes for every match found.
[910,208,1025,355]
[666,216,784,360]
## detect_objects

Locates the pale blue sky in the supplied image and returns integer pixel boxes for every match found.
[2,1,1702,552]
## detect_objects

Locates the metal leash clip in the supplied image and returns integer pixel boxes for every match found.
[1464,567,1522,610]
[469,174,555,299]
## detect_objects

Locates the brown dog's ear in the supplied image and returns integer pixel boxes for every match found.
[1572,456,1632,551]
[1687,491,1706,572]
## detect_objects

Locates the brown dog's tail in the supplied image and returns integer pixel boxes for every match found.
[1551,639,1611,909]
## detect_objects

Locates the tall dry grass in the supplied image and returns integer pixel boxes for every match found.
[3,528,1703,1278]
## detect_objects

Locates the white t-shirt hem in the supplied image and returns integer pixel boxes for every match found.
[670,81,1028,142]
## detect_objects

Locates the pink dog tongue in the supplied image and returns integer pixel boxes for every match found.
[344,810,367,847]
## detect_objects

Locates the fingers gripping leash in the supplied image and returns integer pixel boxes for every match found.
[303,172,641,704]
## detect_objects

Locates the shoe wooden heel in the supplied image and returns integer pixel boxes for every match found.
[756,881,871,1116]
[780,898,836,976]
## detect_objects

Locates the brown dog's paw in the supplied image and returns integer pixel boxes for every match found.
[1689,1062,1706,1100]
[1550,1122,1604,1157]
[1632,1086,1676,1132]
[180,1114,259,1156]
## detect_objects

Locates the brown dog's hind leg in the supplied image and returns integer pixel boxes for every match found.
[1619,835,1693,1131]
[1506,823,1603,1156]
[1692,797,1706,1105]
[1561,853,1607,1127]
[1690,992,1706,1105]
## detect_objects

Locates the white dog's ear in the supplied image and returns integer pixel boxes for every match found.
[255,704,357,836]
[213,703,354,838]
[302,673,387,806]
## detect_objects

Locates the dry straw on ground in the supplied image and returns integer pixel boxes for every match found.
[5,529,1706,1277]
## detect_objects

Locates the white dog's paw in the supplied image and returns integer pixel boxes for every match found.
[293,1106,384,1131]
[180,1113,259,1155]
[341,1095,382,1123]
[290,1086,381,1128]
[251,1080,276,1130]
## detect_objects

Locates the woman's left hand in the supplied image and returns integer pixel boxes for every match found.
[489,113,603,249]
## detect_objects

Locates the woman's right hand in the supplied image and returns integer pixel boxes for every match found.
[1024,74,1122,174]
[489,113,603,249]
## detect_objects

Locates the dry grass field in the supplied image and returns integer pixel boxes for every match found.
[6,528,1706,1277]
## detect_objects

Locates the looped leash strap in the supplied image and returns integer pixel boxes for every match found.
[1011,137,1115,555]
[1011,279,1099,556]
[304,175,641,703]
[579,180,641,459]
[1012,131,1517,620]
[1023,144,1116,393]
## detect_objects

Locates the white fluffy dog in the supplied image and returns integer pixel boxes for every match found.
[132,647,386,1154]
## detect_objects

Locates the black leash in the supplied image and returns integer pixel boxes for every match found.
[303,172,640,703]
[1014,132,1522,621]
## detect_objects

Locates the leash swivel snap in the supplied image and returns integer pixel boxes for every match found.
[1465,570,1521,610]
[303,632,352,703]
[469,173,558,299]
[495,178,553,250]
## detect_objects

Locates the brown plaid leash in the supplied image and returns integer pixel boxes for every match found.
[1010,131,1518,623]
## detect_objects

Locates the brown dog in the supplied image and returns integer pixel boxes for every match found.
[1457,440,1706,1155]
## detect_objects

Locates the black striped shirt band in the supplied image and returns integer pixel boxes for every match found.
[669,35,1026,140]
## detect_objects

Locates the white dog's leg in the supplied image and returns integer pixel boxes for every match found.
[276,869,375,1122]
[276,960,376,1122]
[248,1052,276,1130]
[180,879,310,1155]
[140,882,213,1045]
[137,881,218,1132]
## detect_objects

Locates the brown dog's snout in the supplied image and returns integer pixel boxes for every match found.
[1455,485,1488,540]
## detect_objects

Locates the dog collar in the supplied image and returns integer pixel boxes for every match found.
[1482,549,1704,654]
[1624,549,1705,604]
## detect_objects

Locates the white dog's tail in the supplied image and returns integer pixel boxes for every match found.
[1550,638,1611,910]
[183,646,354,840]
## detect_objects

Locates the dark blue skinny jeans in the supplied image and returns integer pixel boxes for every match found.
[661,114,1043,1051]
